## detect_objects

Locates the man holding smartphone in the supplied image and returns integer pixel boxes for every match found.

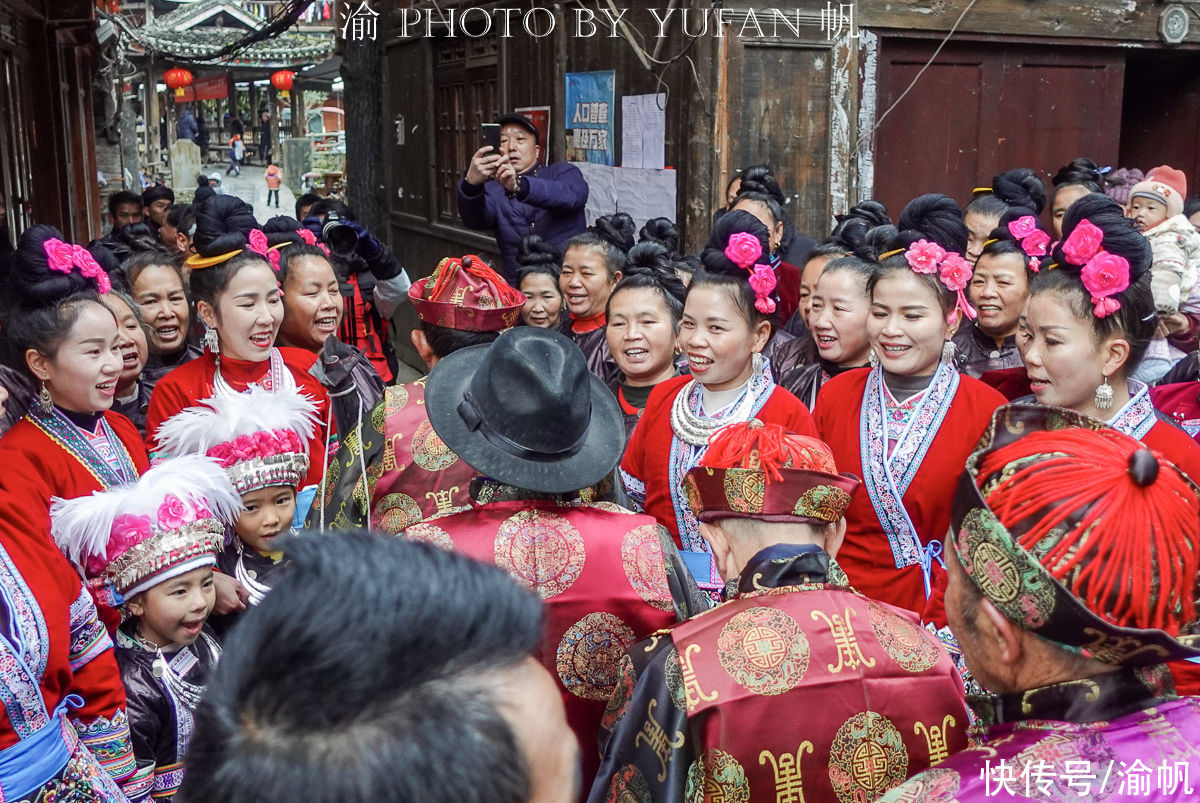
[458,112,589,283]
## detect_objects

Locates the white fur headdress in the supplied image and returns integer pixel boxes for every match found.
[154,386,320,494]
[51,455,242,601]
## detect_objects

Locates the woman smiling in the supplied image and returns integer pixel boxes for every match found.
[558,213,634,386]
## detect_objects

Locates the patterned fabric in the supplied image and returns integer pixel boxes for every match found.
[1107,379,1156,441]
[860,364,960,571]
[879,667,1200,802]
[26,408,138,489]
[308,379,477,533]
[588,544,968,803]
[666,363,776,552]
[67,587,111,673]
[6,719,129,803]
[0,544,50,739]
[69,711,135,787]
[414,492,706,792]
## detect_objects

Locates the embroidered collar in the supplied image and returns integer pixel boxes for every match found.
[1106,379,1155,440]
[735,544,851,595]
[570,310,607,334]
[969,665,1175,727]
[27,406,139,488]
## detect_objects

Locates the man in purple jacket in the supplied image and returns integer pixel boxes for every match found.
[458,112,588,283]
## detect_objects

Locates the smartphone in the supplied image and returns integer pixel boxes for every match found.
[481,123,501,153]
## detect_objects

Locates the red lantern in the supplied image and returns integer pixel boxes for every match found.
[164,67,193,100]
[271,70,295,100]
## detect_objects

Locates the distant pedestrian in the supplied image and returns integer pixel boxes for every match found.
[258,111,272,163]
[265,163,282,209]
[226,134,244,176]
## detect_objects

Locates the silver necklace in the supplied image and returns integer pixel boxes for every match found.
[670,377,759,446]
[234,539,274,606]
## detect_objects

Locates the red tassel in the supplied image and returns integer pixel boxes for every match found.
[703,420,837,481]
[978,429,1200,633]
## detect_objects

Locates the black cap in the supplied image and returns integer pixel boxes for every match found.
[497,113,539,145]
[142,184,175,206]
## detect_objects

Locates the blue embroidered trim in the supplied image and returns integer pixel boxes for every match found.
[620,470,646,510]
[1108,380,1156,441]
[71,709,135,783]
[152,762,185,796]
[67,586,112,672]
[860,364,960,571]
[0,543,51,738]
[26,408,138,489]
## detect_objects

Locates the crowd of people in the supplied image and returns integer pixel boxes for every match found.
[3,108,1200,803]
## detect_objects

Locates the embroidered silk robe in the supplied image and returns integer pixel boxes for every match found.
[308,378,480,532]
[588,545,968,803]
[878,666,1200,802]
[409,489,707,795]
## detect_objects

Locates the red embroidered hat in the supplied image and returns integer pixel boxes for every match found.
[409,255,526,332]
[682,420,860,525]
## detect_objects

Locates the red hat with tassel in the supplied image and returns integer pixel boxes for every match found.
[682,419,860,525]
[409,254,526,332]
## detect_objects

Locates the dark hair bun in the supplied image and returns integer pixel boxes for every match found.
[1053,157,1105,190]
[897,194,968,254]
[738,165,785,205]
[8,225,104,309]
[830,200,891,259]
[991,168,1047,215]
[516,233,562,271]
[592,213,636,254]
[700,209,771,277]
[622,241,687,306]
[638,217,680,257]
[262,215,304,248]
[192,195,257,258]
[1052,193,1151,281]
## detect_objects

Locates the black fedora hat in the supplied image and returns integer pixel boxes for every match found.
[425,327,623,494]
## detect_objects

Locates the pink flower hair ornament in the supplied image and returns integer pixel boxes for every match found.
[296,228,317,246]
[724,232,764,270]
[42,237,112,294]
[904,240,946,275]
[1007,216,1051,259]
[1080,251,1131,319]
[247,229,269,257]
[901,240,978,320]
[747,264,777,315]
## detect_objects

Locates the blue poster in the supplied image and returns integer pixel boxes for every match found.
[565,70,615,166]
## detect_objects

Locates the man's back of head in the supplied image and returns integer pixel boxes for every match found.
[178,531,578,803]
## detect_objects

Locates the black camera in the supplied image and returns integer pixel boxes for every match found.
[321,212,360,259]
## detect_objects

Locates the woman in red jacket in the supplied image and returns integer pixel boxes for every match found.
[622,211,816,587]
[0,226,148,537]
[145,196,331,492]
[815,195,1005,622]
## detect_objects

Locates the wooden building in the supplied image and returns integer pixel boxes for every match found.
[378,0,1200,277]
[0,0,107,242]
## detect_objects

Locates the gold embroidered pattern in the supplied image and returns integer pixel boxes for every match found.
[374,492,422,534]
[634,699,685,782]
[679,643,718,712]
[556,612,637,700]
[828,712,908,803]
[1081,629,1170,664]
[717,607,809,695]
[685,748,749,803]
[424,486,461,517]
[723,469,765,513]
[621,524,674,612]
[760,742,813,803]
[494,509,586,599]
[913,714,957,764]
[411,420,459,471]
[402,522,454,550]
[867,602,940,673]
[810,608,875,674]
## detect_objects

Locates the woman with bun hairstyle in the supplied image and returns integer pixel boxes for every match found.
[0,225,150,538]
[638,217,681,258]
[127,251,202,392]
[952,210,1048,377]
[606,241,687,442]
[814,194,1006,621]
[103,289,152,435]
[558,212,634,386]
[621,209,818,584]
[964,167,1047,264]
[778,255,876,407]
[268,215,385,449]
[1018,193,1200,482]
[734,164,816,270]
[144,196,331,491]
[515,233,564,328]
[1049,157,1106,238]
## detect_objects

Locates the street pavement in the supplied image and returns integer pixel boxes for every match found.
[208,164,299,224]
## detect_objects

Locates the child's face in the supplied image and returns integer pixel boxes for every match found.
[1127,196,1168,232]
[127,566,216,648]
[235,485,296,553]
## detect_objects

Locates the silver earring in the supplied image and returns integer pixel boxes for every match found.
[941,340,956,364]
[751,351,766,374]
[202,325,219,354]
[868,350,879,368]
[1095,375,1114,410]
[38,382,53,415]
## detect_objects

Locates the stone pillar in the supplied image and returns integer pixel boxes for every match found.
[169,138,201,195]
